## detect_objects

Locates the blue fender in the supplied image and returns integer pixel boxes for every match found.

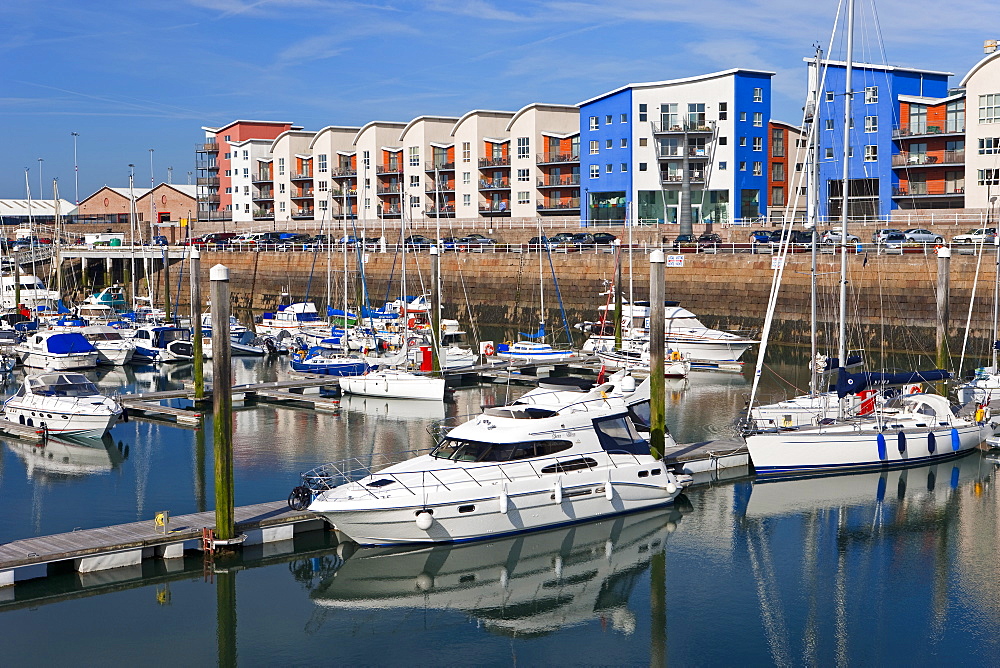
[876,433,887,461]
[951,428,960,452]
[927,432,936,454]
[897,431,906,454]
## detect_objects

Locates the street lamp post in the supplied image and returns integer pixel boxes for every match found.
[37,158,44,199]
[71,132,80,205]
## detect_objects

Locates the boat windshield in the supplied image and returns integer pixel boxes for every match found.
[87,331,124,341]
[159,329,190,343]
[593,414,650,455]
[28,374,99,397]
[431,438,572,462]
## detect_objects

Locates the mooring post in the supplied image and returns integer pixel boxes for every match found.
[614,238,623,350]
[430,245,442,374]
[105,257,112,289]
[162,249,172,322]
[649,250,666,459]
[191,247,205,401]
[211,264,234,541]
[936,246,951,389]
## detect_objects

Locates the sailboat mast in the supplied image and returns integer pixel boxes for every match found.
[538,219,545,337]
[993,233,1000,370]
[809,45,823,396]
[343,172,350,351]
[838,0,855,373]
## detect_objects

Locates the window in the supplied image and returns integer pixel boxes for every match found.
[798,186,807,195]
[978,169,1000,186]
[590,164,600,178]
[224,152,231,159]
[279,183,286,193]
[825,119,834,131]
[408,147,419,166]
[981,94,1000,123]
[719,101,728,121]
[796,138,807,148]
[606,164,612,173]
[688,103,706,128]
[753,112,763,127]
[243,150,249,159]
[795,162,803,172]
[980,138,1000,154]
[638,104,648,122]
[661,103,678,129]
[639,163,647,171]
[318,181,328,192]
[277,158,285,175]
[409,175,420,188]
[605,115,612,124]
[606,139,613,149]
[621,163,628,172]
[224,135,231,141]
[718,161,727,170]
[318,154,328,173]
[772,186,785,206]
[279,202,285,212]
[590,140,601,155]
[517,191,530,204]
[364,197,371,210]
[753,137,763,151]
[848,147,854,158]
[771,128,784,157]
[719,136,728,145]
[621,113,628,123]
[319,200,328,210]
[739,137,747,147]
[244,186,249,195]
[410,195,420,208]
[864,145,878,162]
[909,104,928,133]
[462,171,471,185]
[753,87,763,103]
[463,193,471,206]
[225,169,231,176]
[865,86,878,104]
[752,161,762,176]
[739,161,747,171]
[740,112,747,122]
[946,99,965,132]
[225,187,232,194]
[945,170,964,194]
[865,116,878,133]
[620,138,628,148]
[639,138,648,147]
[517,168,529,182]
[826,91,834,102]
[363,151,370,168]
[825,148,834,159]
[772,162,785,180]
[462,142,471,162]
[517,137,529,159]
[243,168,249,177]
[589,116,599,130]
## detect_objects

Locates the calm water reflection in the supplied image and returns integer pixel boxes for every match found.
[2,348,1000,664]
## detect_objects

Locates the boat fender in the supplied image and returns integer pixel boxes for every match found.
[670,350,681,361]
[499,484,508,514]
[876,433,887,461]
[553,477,562,504]
[927,432,936,454]
[975,406,985,423]
[415,510,433,531]
[666,477,677,494]
[605,478,614,501]
[897,431,906,454]
[951,428,961,452]
[121,406,129,423]
[415,572,434,591]
[621,375,636,393]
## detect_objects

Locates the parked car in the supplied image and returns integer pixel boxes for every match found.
[149,235,169,246]
[903,228,944,244]
[881,232,907,249]
[526,235,554,251]
[750,230,774,243]
[951,228,997,244]
[277,233,312,250]
[697,232,723,246]
[438,236,462,251]
[570,233,596,246]
[671,234,696,249]
[872,228,902,243]
[403,235,434,249]
[457,234,497,252]
[191,232,238,247]
[591,232,617,245]
[821,229,861,244]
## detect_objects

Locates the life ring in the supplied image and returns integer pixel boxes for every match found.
[483,343,495,356]
[907,384,921,395]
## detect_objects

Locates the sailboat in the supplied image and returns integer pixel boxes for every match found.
[743,0,992,474]
[956,239,1000,408]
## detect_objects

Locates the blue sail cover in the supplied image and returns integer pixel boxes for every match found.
[835,367,950,399]
[822,355,863,370]
[45,333,96,354]
[519,322,546,339]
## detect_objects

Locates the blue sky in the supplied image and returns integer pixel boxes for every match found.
[0,0,990,201]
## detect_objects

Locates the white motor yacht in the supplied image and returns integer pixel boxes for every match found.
[494,341,577,363]
[15,331,99,370]
[303,372,688,546]
[257,302,331,338]
[4,373,124,437]
[81,325,136,365]
[340,368,446,401]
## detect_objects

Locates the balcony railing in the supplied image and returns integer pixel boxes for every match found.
[656,147,712,159]
[893,124,965,138]
[538,198,581,210]
[376,164,402,174]
[891,149,965,167]
[253,209,274,219]
[195,160,218,171]
[893,184,965,197]
[426,182,455,192]
[427,205,456,216]
[196,177,220,186]
[292,189,314,199]
[330,189,358,198]
[479,203,510,214]
[660,172,706,184]
[377,184,400,194]
[651,121,715,134]
[479,178,510,190]
[537,152,580,164]
[253,190,274,200]
[292,208,315,218]
[425,161,455,172]
[333,167,357,177]
[203,194,221,204]
[380,206,401,216]
[291,171,313,180]
[196,142,219,153]
[537,175,580,187]
[253,173,272,183]
[479,156,511,168]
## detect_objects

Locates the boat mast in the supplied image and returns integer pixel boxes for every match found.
[538,217,545,339]
[993,227,1000,370]
[128,165,137,312]
[837,0,855,415]
[343,169,350,352]
[809,45,823,396]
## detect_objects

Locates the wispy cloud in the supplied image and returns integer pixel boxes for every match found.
[425,0,532,22]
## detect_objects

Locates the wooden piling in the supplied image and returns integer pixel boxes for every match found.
[190,248,205,400]
[649,250,666,460]
[211,264,235,541]
[936,246,951,372]
[614,239,623,350]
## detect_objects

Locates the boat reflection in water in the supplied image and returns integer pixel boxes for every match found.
[311,505,683,636]
[338,393,446,422]
[5,433,127,480]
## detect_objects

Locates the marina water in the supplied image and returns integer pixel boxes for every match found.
[2,347,999,664]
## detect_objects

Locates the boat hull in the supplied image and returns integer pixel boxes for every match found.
[18,352,99,370]
[340,372,445,400]
[4,401,120,437]
[583,334,753,362]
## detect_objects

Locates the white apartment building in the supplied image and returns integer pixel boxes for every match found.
[355,121,408,232]
[962,47,1000,209]
[451,110,516,221]
[309,126,362,225]
[398,116,460,225]
[506,104,579,219]
[268,130,319,225]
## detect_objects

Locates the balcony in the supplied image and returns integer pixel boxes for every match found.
[537,175,580,188]
[377,184,401,194]
[893,124,965,139]
[195,142,219,153]
[253,172,272,183]
[380,206,401,217]
[291,208,315,219]
[651,121,715,134]
[330,189,358,198]
[290,171,313,180]
[425,161,455,172]
[291,188,314,199]
[538,198,581,211]
[377,164,403,174]
[426,181,455,192]
[333,167,357,177]
[253,189,274,201]
[537,152,580,165]
[479,156,511,168]
[195,160,218,171]
[253,209,274,220]
[657,147,711,159]
[479,177,510,190]
[892,184,965,197]
[891,150,965,167]
[201,193,221,204]
[427,204,456,217]
[660,172,706,186]
[479,203,510,215]
[196,177,220,186]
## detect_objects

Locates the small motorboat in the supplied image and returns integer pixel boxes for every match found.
[14,331,100,370]
[289,345,370,376]
[4,372,124,437]
[301,372,689,546]
[129,324,193,362]
[596,348,690,378]
[340,368,445,401]
[81,324,136,365]
[494,341,576,363]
